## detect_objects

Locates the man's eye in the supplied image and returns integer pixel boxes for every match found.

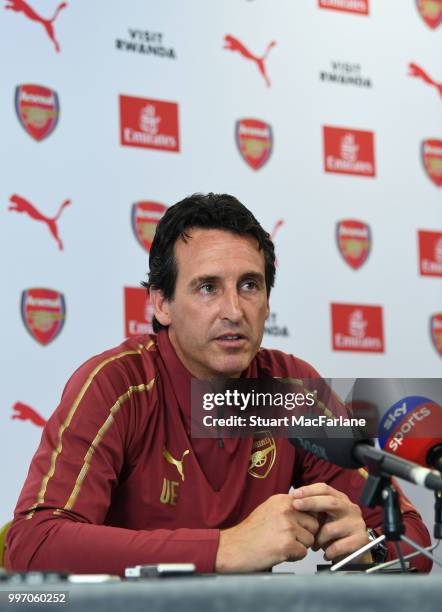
[200,283,216,294]
[242,281,259,291]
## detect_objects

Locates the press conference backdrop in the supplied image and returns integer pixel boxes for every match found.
[0,0,441,574]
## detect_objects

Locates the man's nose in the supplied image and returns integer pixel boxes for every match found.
[220,288,243,322]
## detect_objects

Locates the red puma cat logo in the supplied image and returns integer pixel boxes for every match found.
[409,62,442,97]
[8,194,71,250]
[5,0,67,52]
[224,34,276,87]
[11,402,46,427]
[271,219,284,241]
[271,220,284,265]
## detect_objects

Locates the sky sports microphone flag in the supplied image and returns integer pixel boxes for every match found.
[349,379,442,473]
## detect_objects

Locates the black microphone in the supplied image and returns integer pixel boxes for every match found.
[288,436,442,491]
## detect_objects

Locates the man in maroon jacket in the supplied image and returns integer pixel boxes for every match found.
[6,193,431,575]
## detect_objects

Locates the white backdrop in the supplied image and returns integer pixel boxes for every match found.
[0,0,441,573]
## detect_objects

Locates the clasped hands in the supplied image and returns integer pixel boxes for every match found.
[291,483,371,562]
[216,483,371,573]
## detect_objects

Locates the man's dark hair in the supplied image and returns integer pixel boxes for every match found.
[142,192,276,332]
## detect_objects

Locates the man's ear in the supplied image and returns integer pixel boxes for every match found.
[149,288,172,326]
[266,300,270,320]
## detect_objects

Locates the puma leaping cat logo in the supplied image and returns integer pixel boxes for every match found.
[224,34,276,87]
[11,401,46,427]
[8,194,71,250]
[409,62,442,97]
[5,0,68,53]
[163,447,190,482]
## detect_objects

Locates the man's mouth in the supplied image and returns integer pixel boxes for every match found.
[214,334,248,347]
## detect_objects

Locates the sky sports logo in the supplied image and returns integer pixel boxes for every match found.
[418,230,442,277]
[377,395,441,467]
[331,303,384,352]
[318,0,369,15]
[119,95,179,152]
[323,126,375,177]
[378,396,433,449]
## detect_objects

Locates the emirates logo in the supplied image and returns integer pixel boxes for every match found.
[331,303,384,352]
[140,105,161,134]
[323,126,375,177]
[418,230,442,277]
[436,238,442,263]
[120,95,179,152]
[349,309,368,339]
[340,133,359,162]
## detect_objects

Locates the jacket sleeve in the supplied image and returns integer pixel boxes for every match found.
[293,448,433,573]
[6,356,219,576]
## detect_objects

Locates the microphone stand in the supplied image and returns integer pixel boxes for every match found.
[434,489,442,541]
[365,489,442,574]
[330,455,442,572]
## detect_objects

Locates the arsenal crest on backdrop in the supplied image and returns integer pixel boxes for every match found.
[131,201,167,252]
[430,314,442,357]
[416,0,442,29]
[21,288,66,346]
[235,119,273,170]
[15,84,60,141]
[421,139,442,187]
[336,219,371,270]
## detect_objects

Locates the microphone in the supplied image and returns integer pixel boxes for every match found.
[351,379,442,472]
[289,378,442,490]
[289,435,442,491]
[303,378,442,572]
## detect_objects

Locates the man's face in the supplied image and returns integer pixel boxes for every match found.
[151,228,270,379]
